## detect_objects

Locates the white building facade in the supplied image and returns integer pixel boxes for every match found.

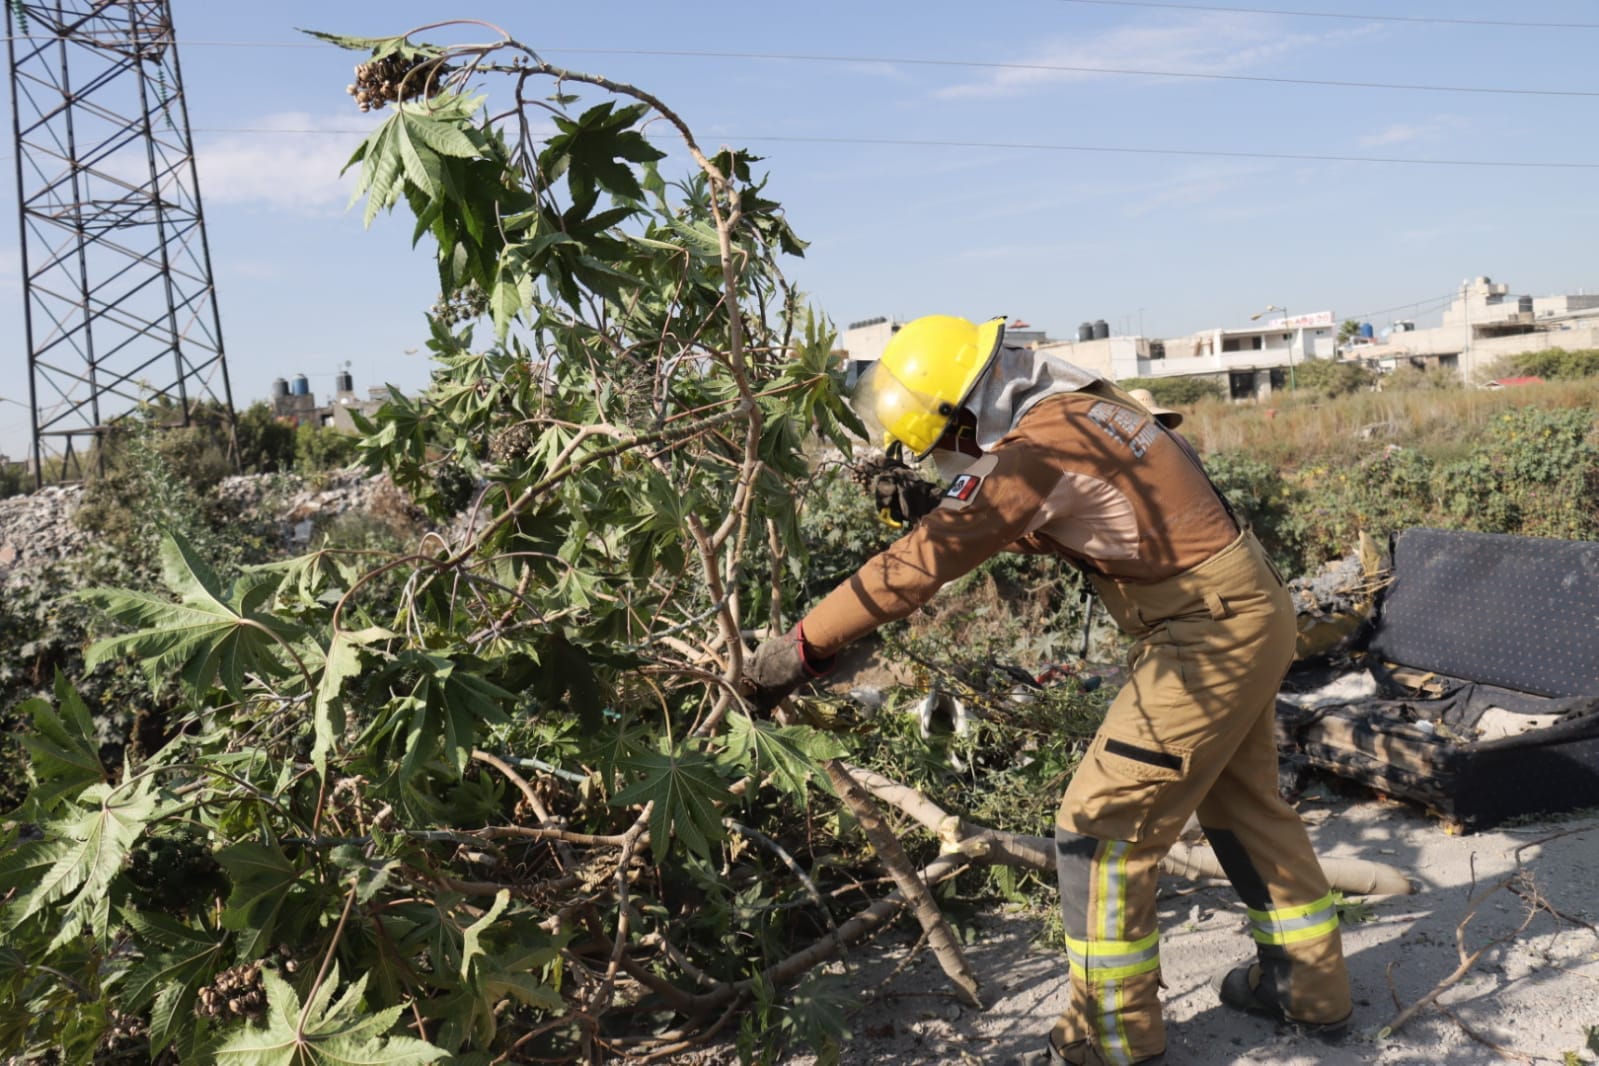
[1347,277,1599,380]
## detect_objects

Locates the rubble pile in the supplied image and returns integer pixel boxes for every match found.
[211,469,421,549]
[0,468,424,583]
[0,484,90,571]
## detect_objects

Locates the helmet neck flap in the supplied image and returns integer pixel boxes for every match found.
[961,344,1101,451]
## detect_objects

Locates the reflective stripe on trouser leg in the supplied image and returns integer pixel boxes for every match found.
[1054,829,1163,1065]
[1248,894,1340,946]
[1202,824,1351,1023]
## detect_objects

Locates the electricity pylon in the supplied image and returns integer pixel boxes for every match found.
[6,0,234,485]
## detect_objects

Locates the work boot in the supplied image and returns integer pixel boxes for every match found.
[1215,963,1351,1041]
[1020,1037,1166,1065]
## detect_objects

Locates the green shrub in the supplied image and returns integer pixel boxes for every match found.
[1202,451,1306,575]
[293,422,361,472]
[76,420,239,571]
[234,401,297,473]
[1508,347,1599,381]
[1290,357,1375,399]
[0,460,25,500]
[1381,365,1461,392]
[1293,447,1435,565]
[1434,405,1599,539]
[1120,375,1223,405]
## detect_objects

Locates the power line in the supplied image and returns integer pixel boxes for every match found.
[6,33,1599,98]
[731,134,1599,170]
[537,47,1599,99]
[1049,0,1599,30]
[175,128,1599,170]
[1345,291,1459,323]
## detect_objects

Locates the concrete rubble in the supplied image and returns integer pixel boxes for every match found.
[0,468,416,586]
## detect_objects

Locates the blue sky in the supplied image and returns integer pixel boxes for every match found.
[4,0,1599,459]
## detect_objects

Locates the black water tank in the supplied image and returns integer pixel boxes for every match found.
[336,370,354,394]
[1078,322,1094,342]
[1092,319,1110,340]
[271,377,289,399]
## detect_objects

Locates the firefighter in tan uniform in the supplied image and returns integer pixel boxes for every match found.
[744,315,1352,1065]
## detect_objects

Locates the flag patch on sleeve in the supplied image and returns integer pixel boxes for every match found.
[945,473,981,502]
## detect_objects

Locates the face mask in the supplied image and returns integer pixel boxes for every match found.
[931,449,977,483]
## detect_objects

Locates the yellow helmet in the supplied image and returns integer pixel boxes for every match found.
[852,315,1006,459]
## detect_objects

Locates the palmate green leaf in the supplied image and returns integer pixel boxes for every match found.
[611,747,730,859]
[542,101,664,204]
[720,713,845,800]
[216,842,306,959]
[666,217,722,257]
[397,105,481,158]
[395,120,443,198]
[79,531,301,699]
[120,909,227,1053]
[313,630,372,775]
[458,888,508,982]
[489,268,532,339]
[17,676,106,817]
[569,253,643,306]
[5,779,157,948]
[436,661,514,774]
[299,30,443,62]
[213,966,447,1066]
[350,120,404,228]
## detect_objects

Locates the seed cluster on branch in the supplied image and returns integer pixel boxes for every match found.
[195,962,267,1025]
[346,53,445,112]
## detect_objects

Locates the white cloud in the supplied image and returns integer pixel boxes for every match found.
[1360,123,1426,148]
[1358,115,1468,149]
[194,111,379,214]
[934,14,1365,100]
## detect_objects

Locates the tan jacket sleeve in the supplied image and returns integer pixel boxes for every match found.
[799,436,1062,657]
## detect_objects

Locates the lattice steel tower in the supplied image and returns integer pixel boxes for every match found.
[6,0,233,484]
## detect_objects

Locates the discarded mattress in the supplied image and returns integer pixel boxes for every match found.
[1275,527,1599,831]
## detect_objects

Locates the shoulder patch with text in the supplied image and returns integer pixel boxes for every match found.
[945,473,982,502]
[1087,400,1161,459]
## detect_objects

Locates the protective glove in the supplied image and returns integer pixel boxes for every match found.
[741,624,836,713]
[852,456,942,529]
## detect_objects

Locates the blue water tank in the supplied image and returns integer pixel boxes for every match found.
[291,374,310,396]
[1359,322,1375,339]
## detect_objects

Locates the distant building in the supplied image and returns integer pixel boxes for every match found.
[1039,311,1338,401]
[1348,277,1599,380]
[270,370,393,431]
[838,275,1599,407]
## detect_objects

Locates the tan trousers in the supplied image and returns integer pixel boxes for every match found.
[1051,531,1350,1063]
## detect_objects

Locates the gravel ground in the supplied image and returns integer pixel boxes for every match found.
[690,796,1599,1065]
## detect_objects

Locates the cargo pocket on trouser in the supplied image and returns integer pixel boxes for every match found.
[1058,731,1192,843]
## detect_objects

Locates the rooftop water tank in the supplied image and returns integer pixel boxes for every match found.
[271,377,289,399]
[1359,322,1375,339]
[335,370,354,394]
[291,374,310,397]
[1092,319,1109,340]
[1077,322,1094,342]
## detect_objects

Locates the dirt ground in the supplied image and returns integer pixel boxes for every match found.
[697,793,1599,1065]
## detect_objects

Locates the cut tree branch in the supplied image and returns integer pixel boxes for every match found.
[824,760,982,1009]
